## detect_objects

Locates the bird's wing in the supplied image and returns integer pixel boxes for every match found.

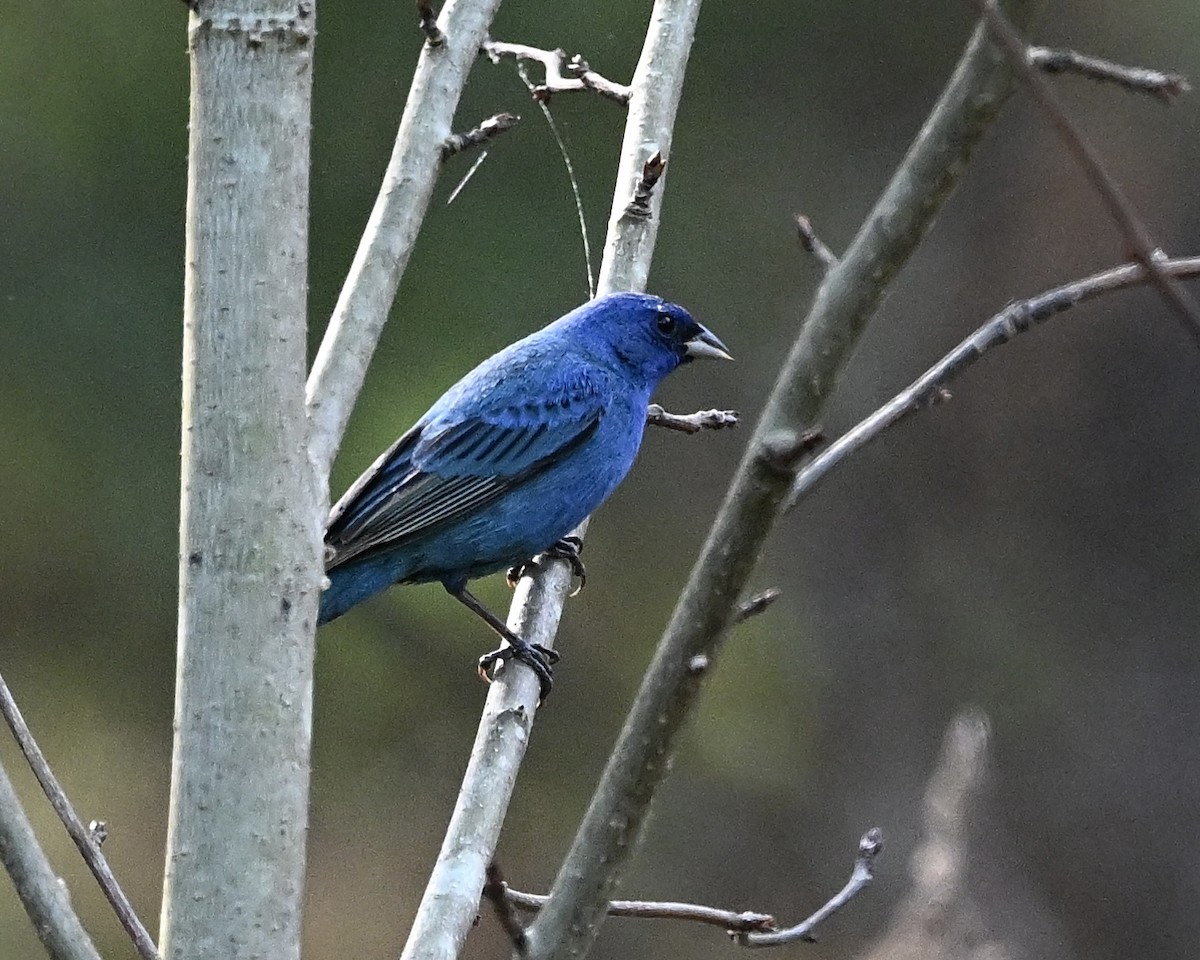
[325,385,605,569]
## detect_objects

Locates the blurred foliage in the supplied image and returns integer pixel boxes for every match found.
[3,1,1200,959]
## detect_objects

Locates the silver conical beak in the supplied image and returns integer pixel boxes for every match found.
[684,328,733,361]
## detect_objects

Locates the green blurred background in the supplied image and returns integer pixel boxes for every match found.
[3,1,1200,958]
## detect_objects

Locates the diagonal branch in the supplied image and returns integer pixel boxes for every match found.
[524,6,1040,959]
[395,5,706,960]
[0,758,103,960]
[786,255,1200,510]
[0,671,159,960]
[306,0,507,479]
[969,0,1200,347]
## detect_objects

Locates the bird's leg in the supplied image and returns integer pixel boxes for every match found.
[506,535,587,596]
[448,585,560,701]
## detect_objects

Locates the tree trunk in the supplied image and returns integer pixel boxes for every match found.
[160,5,322,960]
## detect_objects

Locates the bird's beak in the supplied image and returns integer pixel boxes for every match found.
[684,327,734,362]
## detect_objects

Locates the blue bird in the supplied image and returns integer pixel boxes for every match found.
[319,292,731,697]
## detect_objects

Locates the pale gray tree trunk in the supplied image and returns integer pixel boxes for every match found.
[160,4,322,960]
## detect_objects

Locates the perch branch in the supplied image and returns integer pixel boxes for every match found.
[526,5,1039,958]
[646,404,739,434]
[306,0,506,477]
[970,0,1200,347]
[0,758,103,960]
[396,4,707,960]
[482,40,631,105]
[787,255,1200,510]
[442,112,520,159]
[1029,46,1189,100]
[737,829,883,947]
[0,671,159,960]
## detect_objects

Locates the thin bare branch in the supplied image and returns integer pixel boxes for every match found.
[503,884,776,933]
[1029,46,1189,100]
[306,0,505,478]
[646,404,740,434]
[787,255,1200,510]
[738,829,883,947]
[0,671,159,960]
[526,5,1039,957]
[442,112,520,160]
[970,0,1200,347]
[0,758,103,960]
[794,214,839,272]
[482,40,632,105]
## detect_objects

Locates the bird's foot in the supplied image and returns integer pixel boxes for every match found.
[506,536,587,596]
[478,639,561,701]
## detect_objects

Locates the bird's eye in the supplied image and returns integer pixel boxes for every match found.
[656,313,676,335]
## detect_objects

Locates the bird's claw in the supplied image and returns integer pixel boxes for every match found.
[477,640,560,701]
[506,536,587,596]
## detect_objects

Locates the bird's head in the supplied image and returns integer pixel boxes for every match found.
[559,292,732,383]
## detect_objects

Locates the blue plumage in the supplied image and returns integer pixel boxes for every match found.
[319,292,730,695]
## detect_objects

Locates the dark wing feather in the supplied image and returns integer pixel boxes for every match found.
[325,399,602,569]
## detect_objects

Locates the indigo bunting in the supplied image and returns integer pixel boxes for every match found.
[319,292,731,697]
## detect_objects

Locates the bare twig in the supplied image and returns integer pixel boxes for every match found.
[0,671,160,960]
[0,758,103,960]
[787,255,1200,510]
[626,151,667,219]
[1029,46,1189,100]
[441,112,519,160]
[794,215,839,272]
[306,0,505,477]
[738,829,883,947]
[733,587,782,624]
[646,404,739,434]
[970,0,1200,347]
[483,864,529,953]
[526,5,1039,957]
[501,884,776,933]
[416,0,445,46]
[482,40,632,105]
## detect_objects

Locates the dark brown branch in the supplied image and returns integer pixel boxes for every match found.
[626,151,667,219]
[0,670,160,960]
[795,214,839,272]
[970,0,1200,347]
[481,40,631,104]
[441,112,519,160]
[646,403,740,434]
[484,864,529,953]
[787,255,1200,511]
[416,0,445,46]
[1029,46,1189,101]
[737,829,883,947]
